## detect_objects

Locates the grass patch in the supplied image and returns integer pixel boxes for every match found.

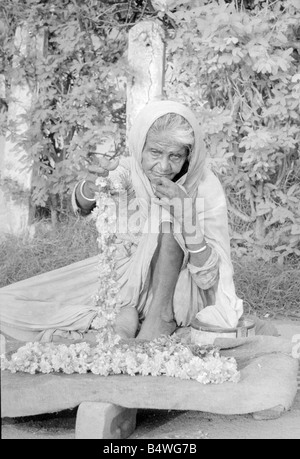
[0,217,299,319]
[233,257,300,319]
[0,216,98,288]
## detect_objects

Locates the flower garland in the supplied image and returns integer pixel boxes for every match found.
[1,336,240,384]
[89,174,128,344]
[0,164,241,385]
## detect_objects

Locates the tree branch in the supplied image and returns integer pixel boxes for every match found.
[228,203,255,223]
[274,41,300,50]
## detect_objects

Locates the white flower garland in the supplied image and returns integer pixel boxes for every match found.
[1,336,240,384]
[1,169,241,385]
[89,174,126,344]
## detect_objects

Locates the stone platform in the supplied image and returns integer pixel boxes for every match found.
[1,335,299,439]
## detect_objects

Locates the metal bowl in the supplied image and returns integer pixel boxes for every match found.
[191,317,256,345]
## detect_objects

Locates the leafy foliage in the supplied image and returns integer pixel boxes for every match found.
[1,0,300,261]
[165,0,300,261]
[0,0,156,219]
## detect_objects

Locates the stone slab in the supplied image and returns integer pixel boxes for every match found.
[1,351,298,419]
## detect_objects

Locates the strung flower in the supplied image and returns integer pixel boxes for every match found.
[150,0,178,13]
[1,336,240,385]
[88,173,127,341]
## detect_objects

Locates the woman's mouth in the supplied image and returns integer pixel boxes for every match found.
[152,172,172,178]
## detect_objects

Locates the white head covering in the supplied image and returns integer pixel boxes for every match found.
[128,99,206,206]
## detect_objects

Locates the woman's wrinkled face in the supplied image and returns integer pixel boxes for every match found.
[142,138,188,183]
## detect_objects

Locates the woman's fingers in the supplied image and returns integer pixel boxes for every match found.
[155,177,181,198]
[87,165,110,177]
[153,197,170,207]
[87,156,119,175]
[154,188,167,199]
[84,156,119,193]
[99,156,119,171]
[157,176,171,186]
[152,176,172,188]
[154,179,173,197]
[155,185,175,200]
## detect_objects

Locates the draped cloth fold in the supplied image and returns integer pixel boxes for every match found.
[0,257,100,342]
[0,100,243,342]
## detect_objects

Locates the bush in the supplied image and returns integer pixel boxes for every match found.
[0,0,150,217]
[166,0,300,262]
[1,0,300,261]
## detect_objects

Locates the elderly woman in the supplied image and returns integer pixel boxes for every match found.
[0,100,243,343]
[76,100,243,340]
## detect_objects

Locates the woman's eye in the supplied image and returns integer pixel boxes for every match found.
[171,155,181,161]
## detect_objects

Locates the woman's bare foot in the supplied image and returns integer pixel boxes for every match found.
[115,306,139,339]
[82,330,99,345]
[137,313,177,341]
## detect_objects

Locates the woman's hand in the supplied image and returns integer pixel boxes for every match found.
[152,177,204,244]
[152,176,192,225]
[84,155,120,195]
[152,176,188,201]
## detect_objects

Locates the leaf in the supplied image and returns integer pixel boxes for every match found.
[287,184,299,196]
[291,224,300,235]
[292,74,300,83]
[288,0,300,10]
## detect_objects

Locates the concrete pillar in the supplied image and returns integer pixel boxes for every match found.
[126,21,166,138]
[0,26,46,236]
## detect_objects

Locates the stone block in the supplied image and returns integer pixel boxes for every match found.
[75,402,137,440]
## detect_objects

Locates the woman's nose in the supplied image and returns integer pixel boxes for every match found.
[158,157,171,172]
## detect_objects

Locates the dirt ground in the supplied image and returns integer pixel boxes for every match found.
[2,317,300,440]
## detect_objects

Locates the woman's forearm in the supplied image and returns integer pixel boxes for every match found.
[182,209,212,266]
[73,154,119,216]
[185,230,212,266]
